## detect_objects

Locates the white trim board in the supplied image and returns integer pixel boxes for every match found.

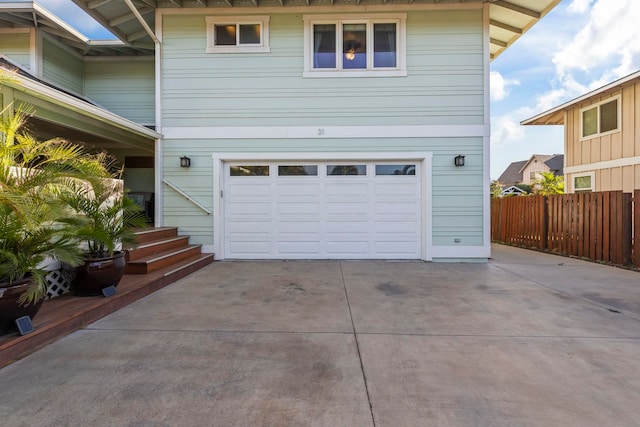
[212,151,433,261]
[163,125,488,140]
[564,157,640,174]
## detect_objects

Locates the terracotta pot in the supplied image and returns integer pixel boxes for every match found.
[0,277,44,334]
[71,251,126,296]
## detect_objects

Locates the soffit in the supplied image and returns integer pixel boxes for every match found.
[67,0,559,59]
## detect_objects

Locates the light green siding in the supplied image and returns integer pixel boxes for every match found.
[161,10,484,127]
[42,39,84,94]
[159,9,487,252]
[85,60,155,124]
[0,31,31,69]
[161,137,484,247]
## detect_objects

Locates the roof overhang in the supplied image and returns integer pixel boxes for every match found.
[67,0,559,59]
[522,70,640,126]
[1,59,160,152]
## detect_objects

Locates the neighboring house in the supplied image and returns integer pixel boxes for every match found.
[499,185,526,197]
[0,0,559,262]
[522,70,640,194]
[497,160,527,186]
[497,154,564,186]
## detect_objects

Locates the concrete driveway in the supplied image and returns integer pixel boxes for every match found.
[1,244,639,426]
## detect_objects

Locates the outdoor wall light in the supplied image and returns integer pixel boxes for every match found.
[180,156,191,168]
[454,155,465,167]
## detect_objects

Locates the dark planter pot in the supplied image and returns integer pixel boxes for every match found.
[0,277,44,334]
[71,251,126,296]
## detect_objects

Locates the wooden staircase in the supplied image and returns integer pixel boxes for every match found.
[125,227,213,275]
[0,227,214,368]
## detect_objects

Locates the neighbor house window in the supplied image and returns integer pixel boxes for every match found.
[206,16,270,53]
[580,96,620,139]
[573,172,594,192]
[303,14,407,77]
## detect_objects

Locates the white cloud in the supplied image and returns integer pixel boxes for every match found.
[568,0,593,14]
[553,0,640,80]
[490,71,520,101]
[491,115,526,147]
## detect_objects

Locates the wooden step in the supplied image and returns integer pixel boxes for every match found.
[131,227,178,245]
[125,245,205,274]
[126,236,190,261]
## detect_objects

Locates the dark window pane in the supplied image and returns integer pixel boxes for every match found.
[278,165,318,176]
[374,23,397,68]
[600,99,618,133]
[230,165,269,176]
[327,165,366,175]
[215,24,236,46]
[375,164,416,175]
[314,24,336,69]
[582,107,597,137]
[239,24,260,44]
[343,23,367,69]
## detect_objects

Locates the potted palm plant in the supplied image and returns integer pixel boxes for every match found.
[62,158,148,296]
[0,106,108,333]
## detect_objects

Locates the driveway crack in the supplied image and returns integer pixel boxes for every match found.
[340,261,376,427]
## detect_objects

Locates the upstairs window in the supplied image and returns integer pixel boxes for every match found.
[580,97,620,139]
[303,14,407,77]
[206,16,270,53]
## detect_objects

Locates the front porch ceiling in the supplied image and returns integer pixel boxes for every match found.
[69,0,560,59]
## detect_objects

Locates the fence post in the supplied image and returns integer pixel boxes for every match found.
[635,190,640,268]
[623,192,632,265]
[541,196,548,251]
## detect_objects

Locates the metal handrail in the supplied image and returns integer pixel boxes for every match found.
[162,179,212,215]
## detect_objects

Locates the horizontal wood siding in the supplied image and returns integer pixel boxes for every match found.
[0,31,31,69]
[42,39,83,95]
[162,137,484,247]
[161,10,484,128]
[84,60,155,124]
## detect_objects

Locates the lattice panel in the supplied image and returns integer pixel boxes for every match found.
[45,269,75,299]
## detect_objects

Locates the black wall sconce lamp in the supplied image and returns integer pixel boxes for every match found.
[180,156,191,168]
[454,155,465,167]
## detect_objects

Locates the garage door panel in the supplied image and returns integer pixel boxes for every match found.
[227,220,272,234]
[276,202,321,215]
[326,241,369,255]
[374,182,419,196]
[276,242,322,255]
[227,241,272,256]
[374,201,420,215]
[276,183,321,196]
[324,182,369,196]
[325,221,369,233]
[227,183,272,197]
[226,202,272,216]
[277,221,321,234]
[374,221,420,233]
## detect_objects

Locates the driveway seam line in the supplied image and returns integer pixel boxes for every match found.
[340,261,377,427]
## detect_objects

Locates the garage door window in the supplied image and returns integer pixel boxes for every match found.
[375,164,416,175]
[327,165,366,175]
[230,165,269,176]
[278,165,318,176]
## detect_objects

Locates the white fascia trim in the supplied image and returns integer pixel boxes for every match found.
[431,245,490,259]
[163,125,488,139]
[212,151,433,260]
[3,71,161,140]
[564,156,640,174]
[0,2,90,43]
[161,3,482,16]
[522,71,640,126]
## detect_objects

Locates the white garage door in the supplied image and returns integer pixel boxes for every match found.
[223,161,422,259]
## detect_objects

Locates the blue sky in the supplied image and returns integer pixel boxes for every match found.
[21,0,640,179]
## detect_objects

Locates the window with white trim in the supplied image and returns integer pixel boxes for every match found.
[206,16,270,53]
[580,96,620,139]
[303,14,407,77]
[573,172,594,192]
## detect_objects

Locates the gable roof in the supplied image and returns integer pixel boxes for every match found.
[497,160,527,185]
[63,0,560,58]
[521,70,640,126]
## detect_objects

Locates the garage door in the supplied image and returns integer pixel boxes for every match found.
[223,161,422,259]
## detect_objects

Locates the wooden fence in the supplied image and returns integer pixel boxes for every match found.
[491,190,639,268]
